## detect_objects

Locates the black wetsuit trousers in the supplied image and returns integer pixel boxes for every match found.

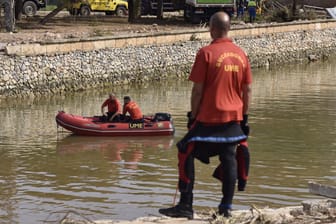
[179,142,237,207]
[107,112,120,122]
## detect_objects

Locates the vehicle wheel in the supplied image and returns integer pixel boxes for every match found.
[115,6,127,17]
[80,5,91,16]
[23,0,37,17]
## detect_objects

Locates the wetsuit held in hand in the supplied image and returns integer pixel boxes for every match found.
[187,111,195,130]
[240,114,249,136]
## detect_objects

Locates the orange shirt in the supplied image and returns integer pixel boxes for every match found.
[189,38,252,123]
[123,101,143,120]
[101,98,121,113]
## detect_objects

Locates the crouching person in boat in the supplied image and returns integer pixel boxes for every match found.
[101,93,122,122]
[122,96,143,122]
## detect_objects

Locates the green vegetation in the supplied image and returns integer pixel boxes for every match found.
[41,4,58,11]
[197,0,233,4]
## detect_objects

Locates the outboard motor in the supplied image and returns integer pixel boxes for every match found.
[153,113,172,122]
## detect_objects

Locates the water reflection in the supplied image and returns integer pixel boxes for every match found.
[245,58,336,208]
[56,135,174,169]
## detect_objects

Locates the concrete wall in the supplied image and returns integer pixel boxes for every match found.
[5,19,336,56]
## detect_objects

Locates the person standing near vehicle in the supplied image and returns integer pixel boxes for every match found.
[248,0,257,23]
[122,96,143,122]
[236,0,245,19]
[159,11,252,219]
[101,93,122,122]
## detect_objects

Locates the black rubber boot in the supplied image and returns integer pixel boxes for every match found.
[158,203,193,219]
[218,207,232,218]
[159,193,193,219]
[212,205,232,219]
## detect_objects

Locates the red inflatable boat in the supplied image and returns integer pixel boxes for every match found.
[56,111,175,136]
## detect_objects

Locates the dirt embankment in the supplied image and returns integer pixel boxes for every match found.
[277,0,336,8]
[0,13,200,45]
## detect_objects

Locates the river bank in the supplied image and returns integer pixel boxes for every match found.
[59,199,336,224]
[0,20,336,97]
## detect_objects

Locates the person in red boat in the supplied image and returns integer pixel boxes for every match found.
[101,93,122,122]
[122,96,143,122]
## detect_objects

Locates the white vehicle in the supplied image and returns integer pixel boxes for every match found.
[184,0,236,23]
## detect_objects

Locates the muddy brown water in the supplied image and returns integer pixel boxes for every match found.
[0,58,336,223]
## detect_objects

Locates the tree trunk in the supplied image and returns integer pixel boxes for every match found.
[128,0,134,22]
[128,0,142,22]
[3,0,15,32]
[14,0,23,20]
[156,0,163,19]
[292,0,297,16]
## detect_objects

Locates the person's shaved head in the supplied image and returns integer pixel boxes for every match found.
[209,12,230,39]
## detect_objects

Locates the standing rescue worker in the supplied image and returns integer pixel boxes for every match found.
[236,0,245,19]
[159,11,252,219]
